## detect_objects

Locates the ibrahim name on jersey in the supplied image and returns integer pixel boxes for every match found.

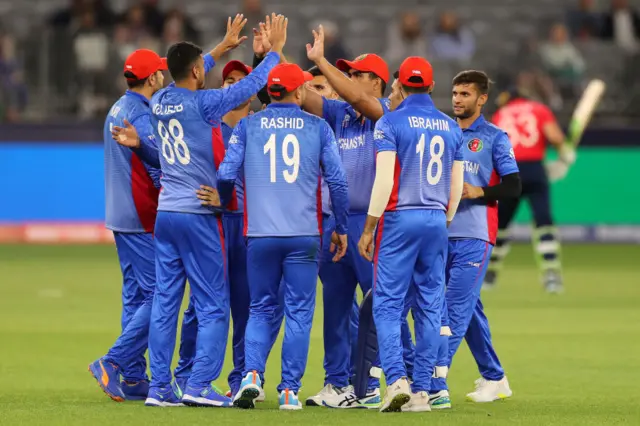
[447,115,519,244]
[374,94,463,211]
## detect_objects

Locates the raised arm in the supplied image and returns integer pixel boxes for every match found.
[217,119,247,207]
[306,25,385,121]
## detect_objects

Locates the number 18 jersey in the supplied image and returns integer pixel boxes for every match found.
[374,94,463,211]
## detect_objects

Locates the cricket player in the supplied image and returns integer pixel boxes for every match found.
[141,16,285,407]
[218,63,350,411]
[89,49,165,403]
[489,79,574,293]
[428,70,521,408]
[358,56,464,413]
[181,58,286,400]
[303,25,414,408]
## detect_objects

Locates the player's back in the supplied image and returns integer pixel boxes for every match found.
[376,95,463,212]
[242,105,325,236]
[151,86,222,214]
[492,98,555,162]
[104,92,159,232]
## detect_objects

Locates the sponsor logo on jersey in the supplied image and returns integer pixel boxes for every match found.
[338,135,366,150]
[373,129,384,140]
[342,114,350,128]
[229,134,239,144]
[509,148,515,158]
[468,138,483,152]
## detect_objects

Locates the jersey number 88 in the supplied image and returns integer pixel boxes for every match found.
[158,119,191,165]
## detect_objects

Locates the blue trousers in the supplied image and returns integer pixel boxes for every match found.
[106,232,155,382]
[244,236,320,393]
[174,215,284,394]
[149,212,229,388]
[373,210,447,393]
[431,239,504,391]
[319,214,415,388]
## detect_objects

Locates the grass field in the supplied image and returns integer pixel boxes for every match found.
[1,243,640,425]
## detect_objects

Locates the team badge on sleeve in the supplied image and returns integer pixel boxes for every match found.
[229,134,239,145]
[467,138,483,153]
[374,129,384,140]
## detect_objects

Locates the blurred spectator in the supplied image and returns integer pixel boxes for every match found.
[139,0,165,38]
[50,0,115,30]
[601,0,640,52]
[0,29,27,122]
[162,9,200,46]
[539,23,585,98]
[566,0,603,39]
[383,12,429,71]
[431,11,475,62]
[299,21,349,70]
[123,5,154,43]
[241,0,266,31]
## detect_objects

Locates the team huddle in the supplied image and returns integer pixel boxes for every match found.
[92,11,574,413]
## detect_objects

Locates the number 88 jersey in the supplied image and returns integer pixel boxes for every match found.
[374,95,463,212]
[150,87,226,215]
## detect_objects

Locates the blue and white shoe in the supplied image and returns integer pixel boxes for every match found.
[88,358,125,402]
[182,384,232,407]
[122,379,149,401]
[233,371,262,409]
[279,389,302,411]
[145,383,184,407]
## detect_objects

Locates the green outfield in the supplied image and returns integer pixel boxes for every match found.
[1,243,639,425]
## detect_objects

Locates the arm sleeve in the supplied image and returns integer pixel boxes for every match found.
[217,119,247,206]
[322,98,345,128]
[536,104,556,127]
[252,54,271,106]
[493,132,519,176]
[203,53,216,74]
[200,51,280,122]
[454,128,465,161]
[368,117,397,217]
[130,114,161,169]
[447,160,464,221]
[368,151,396,218]
[482,173,521,201]
[320,121,349,234]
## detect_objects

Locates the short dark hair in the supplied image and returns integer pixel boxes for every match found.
[268,84,293,101]
[166,41,203,81]
[452,70,492,95]
[124,71,148,89]
[307,66,323,77]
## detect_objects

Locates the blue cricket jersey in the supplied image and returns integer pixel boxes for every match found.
[374,94,463,211]
[448,115,519,244]
[150,51,280,215]
[218,103,349,237]
[104,90,161,233]
[322,97,390,213]
[221,122,244,214]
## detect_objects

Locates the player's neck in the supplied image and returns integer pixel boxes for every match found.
[131,87,154,101]
[223,107,250,128]
[175,79,199,91]
[457,111,482,129]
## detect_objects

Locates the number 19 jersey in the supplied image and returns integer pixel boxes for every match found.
[374,94,463,211]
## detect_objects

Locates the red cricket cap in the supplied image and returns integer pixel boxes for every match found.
[267,63,313,95]
[124,49,167,80]
[222,60,253,80]
[396,56,433,88]
[336,53,390,84]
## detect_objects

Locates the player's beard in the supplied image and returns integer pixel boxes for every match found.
[454,106,475,119]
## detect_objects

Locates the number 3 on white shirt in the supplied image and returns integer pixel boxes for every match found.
[158,119,190,165]
[264,133,300,183]
[416,134,444,185]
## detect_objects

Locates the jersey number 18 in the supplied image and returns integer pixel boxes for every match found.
[416,134,444,185]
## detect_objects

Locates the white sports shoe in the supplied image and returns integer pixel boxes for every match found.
[323,386,381,409]
[380,378,411,413]
[401,391,431,412]
[305,384,344,407]
[466,376,513,403]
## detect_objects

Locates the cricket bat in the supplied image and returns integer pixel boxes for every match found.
[565,79,606,148]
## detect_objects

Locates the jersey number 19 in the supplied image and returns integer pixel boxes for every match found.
[416,134,444,185]
[264,133,300,183]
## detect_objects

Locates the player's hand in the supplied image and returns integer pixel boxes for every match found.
[268,13,288,54]
[306,24,325,63]
[358,231,374,262]
[461,183,484,200]
[223,14,249,50]
[252,27,266,57]
[545,160,570,182]
[558,144,576,165]
[111,119,140,148]
[330,231,347,262]
[196,185,221,207]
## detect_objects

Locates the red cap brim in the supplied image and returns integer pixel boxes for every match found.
[336,59,354,73]
[158,58,168,71]
[302,71,314,82]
